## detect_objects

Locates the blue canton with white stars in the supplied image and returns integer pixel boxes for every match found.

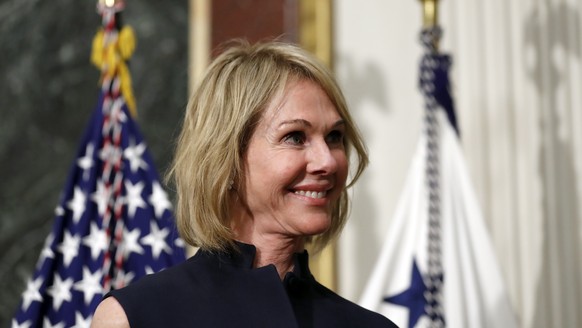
[12,94,186,328]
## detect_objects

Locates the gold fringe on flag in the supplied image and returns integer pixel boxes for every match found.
[90,24,138,117]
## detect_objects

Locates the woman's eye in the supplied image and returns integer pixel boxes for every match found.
[283,131,306,145]
[326,130,344,145]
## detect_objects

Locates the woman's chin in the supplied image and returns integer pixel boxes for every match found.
[298,216,332,236]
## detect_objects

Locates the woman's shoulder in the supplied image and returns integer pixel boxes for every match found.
[91,297,129,328]
[309,280,398,327]
[111,251,208,298]
[97,253,215,327]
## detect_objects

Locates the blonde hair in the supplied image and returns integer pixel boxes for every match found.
[168,40,368,252]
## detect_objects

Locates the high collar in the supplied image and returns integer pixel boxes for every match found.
[211,241,313,282]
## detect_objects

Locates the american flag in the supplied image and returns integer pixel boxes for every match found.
[12,3,186,327]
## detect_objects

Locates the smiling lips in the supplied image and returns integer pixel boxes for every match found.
[294,190,328,199]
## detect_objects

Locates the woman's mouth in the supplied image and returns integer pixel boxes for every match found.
[294,190,327,199]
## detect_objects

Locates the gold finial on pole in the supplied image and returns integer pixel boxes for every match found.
[97,0,125,12]
[420,0,439,28]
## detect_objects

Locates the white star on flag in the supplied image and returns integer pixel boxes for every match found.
[11,319,31,328]
[46,274,73,311]
[145,266,155,275]
[113,269,135,289]
[124,180,146,218]
[54,205,65,216]
[83,222,108,260]
[73,267,103,305]
[43,317,65,328]
[91,180,110,217]
[77,143,95,180]
[21,276,43,310]
[36,234,55,268]
[149,181,172,219]
[141,222,171,259]
[124,139,148,173]
[57,231,80,267]
[71,312,92,328]
[121,227,144,258]
[67,187,87,224]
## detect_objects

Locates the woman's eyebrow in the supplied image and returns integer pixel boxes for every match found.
[332,119,346,128]
[278,119,345,128]
[278,119,311,128]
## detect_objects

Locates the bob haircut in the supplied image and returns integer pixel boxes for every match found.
[168,40,368,252]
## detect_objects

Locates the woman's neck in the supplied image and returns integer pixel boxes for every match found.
[254,236,304,279]
[234,230,305,279]
[230,199,306,279]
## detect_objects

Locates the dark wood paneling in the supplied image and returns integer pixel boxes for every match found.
[211,0,299,55]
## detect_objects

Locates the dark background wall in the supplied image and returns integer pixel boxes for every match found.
[0,1,188,324]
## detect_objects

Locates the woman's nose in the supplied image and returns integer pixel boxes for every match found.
[306,140,338,175]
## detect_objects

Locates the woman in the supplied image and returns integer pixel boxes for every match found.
[92,40,396,327]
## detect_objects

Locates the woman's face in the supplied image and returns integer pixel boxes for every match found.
[240,79,348,239]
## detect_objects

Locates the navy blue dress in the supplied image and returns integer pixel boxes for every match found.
[108,242,397,327]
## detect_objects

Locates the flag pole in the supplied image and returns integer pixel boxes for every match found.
[420,0,438,27]
[419,0,440,50]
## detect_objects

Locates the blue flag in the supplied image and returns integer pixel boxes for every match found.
[359,27,517,328]
[12,4,186,327]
